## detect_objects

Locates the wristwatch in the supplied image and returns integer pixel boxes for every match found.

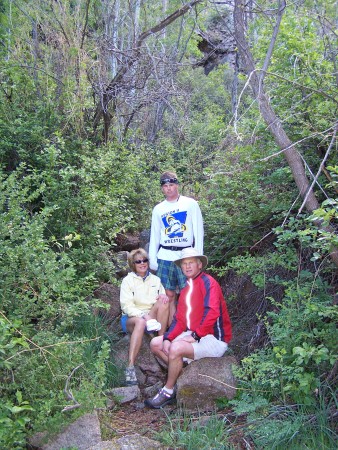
[191,331,201,342]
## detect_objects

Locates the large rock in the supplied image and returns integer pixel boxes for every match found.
[139,229,150,252]
[177,356,237,411]
[106,385,141,407]
[91,434,163,449]
[115,233,140,251]
[29,412,102,450]
[113,230,150,252]
[30,415,164,450]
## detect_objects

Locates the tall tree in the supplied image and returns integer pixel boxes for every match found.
[233,0,338,265]
[92,0,203,141]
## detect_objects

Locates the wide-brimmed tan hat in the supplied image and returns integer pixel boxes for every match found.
[174,247,208,270]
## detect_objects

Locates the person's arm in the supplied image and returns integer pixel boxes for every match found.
[157,277,166,295]
[120,278,144,318]
[163,295,186,341]
[191,200,204,254]
[156,280,169,303]
[149,206,161,271]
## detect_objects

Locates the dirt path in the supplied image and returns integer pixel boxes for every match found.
[98,401,250,449]
[98,401,176,441]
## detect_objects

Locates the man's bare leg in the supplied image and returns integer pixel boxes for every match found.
[165,340,194,389]
[150,336,194,389]
[150,335,169,365]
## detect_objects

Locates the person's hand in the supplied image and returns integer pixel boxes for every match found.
[162,339,171,355]
[142,313,151,321]
[157,293,169,304]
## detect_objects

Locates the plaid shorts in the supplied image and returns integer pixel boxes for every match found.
[156,259,187,291]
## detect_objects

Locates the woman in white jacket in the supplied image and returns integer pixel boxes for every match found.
[120,248,169,385]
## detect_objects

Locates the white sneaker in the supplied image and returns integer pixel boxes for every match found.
[146,319,161,332]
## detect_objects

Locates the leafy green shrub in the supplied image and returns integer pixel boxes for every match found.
[0,316,33,448]
[36,137,155,246]
[0,166,98,324]
[226,206,337,404]
[4,323,115,439]
[0,391,34,450]
[202,149,297,263]
[229,392,337,449]
[0,166,122,446]
[215,203,337,449]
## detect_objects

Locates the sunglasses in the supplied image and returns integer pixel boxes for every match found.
[134,258,149,264]
[160,178,178,185]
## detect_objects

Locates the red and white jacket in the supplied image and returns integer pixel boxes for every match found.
[164,272,232,343]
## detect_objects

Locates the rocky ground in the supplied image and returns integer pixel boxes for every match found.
[30,396,250,449]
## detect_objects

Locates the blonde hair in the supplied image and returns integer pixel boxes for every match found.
[160,170,178,181]
[127,248,149,271]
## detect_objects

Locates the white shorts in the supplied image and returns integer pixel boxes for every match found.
[173,331,228,362]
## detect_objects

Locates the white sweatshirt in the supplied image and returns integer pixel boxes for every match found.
[148,195,204,271]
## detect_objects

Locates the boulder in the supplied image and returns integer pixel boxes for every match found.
[176,356,237,411]
[113,230,150,252]
[29,412,102,450]
[115,233,140,251]
[139,229,150,252]
[91,434,163,449]
[106,385,141,406]
[143,381,163,399]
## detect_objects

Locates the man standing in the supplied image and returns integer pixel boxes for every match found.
[145,248,232,409]
[148,171,204,323]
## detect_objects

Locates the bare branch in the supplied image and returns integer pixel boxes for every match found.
[62,364,84,412]
[298,123,338,215]
[260,0,286,84]
[137,0,202,44]
[92,0,203,138]
[80,0,91,50]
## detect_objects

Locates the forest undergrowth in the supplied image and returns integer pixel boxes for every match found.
[1,0,337,448]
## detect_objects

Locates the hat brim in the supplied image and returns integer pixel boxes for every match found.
[174,255,208,270]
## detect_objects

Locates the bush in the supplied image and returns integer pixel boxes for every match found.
[0,166,122,446]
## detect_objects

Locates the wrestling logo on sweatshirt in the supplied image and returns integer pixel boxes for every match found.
[163,212,187,238]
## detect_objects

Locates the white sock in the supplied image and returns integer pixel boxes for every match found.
[163,386,174,394]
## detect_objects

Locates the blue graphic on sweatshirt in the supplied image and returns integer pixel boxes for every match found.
[163,212,187,238]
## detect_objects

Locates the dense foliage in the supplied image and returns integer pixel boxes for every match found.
[0,0,337,448]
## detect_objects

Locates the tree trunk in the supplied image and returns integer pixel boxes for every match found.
[233,0,338,266]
